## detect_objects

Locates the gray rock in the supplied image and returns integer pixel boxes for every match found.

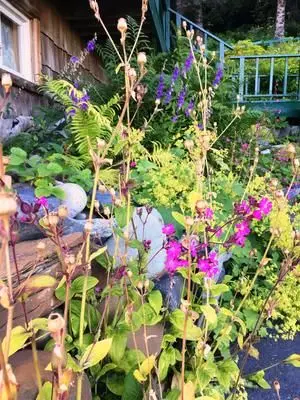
[106,207,166,278]
[14,183,112,243]
[75,212,88,220]
[95,191,115,205]
[56,182,88,218]
[0,116,34,143]
[154,274,184,311]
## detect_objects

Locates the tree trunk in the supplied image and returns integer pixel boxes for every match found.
[274,0,286,38]
[176,0,203,26]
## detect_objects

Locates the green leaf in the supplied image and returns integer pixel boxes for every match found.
[121,349,145,374]
[115,205,134,228]
[9,147,27,165]
[216,359,239,390]
[50,187,65,199]
[97,363,117,379]
[200,305,217,326]
[137,303,162,326]
[158,347,176,380]
[169,310,202,340]
[36,382,52,400]
[284,354,300,367]
[196,361,216,390]
[25,275,56,290]
[148,290,163,315]
[109,332,128,364]
[122,371,143,400]
[34,186,52,198]
[106,373,125,396]
[71,276,98,294]
[210,284,229,297]
[89,246,107,262]
[171,211,186,227]
[3,326,31,357]
[80,338,112,369]
[28,318,48,332]
[248,370,271,389]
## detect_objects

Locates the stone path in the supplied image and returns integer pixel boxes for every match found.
[245,334,300,399]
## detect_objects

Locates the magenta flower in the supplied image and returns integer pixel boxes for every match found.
[258,197,272,215]
[252,209,263,220]
[236,220,251,237]
[234,200,251,216]
[215,226,223,238]
[166,241,182,259]
[35,197,48,207]
[165,257,188,274]
[241,143,249,153]
[204,207,214,220]
[162,224,176,236]
[197,251,219,278]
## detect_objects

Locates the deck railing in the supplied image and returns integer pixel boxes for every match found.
[230,54,300,102]
[149,0,233,61]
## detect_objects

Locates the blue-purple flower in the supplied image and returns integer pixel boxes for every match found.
[185,100,194,117]
[177,86,186,110]
[183,52,194,74]
[172,66,180,82]
[70,56,79,64]
[213,66,223,88]
[86,39,96,53]
[156,74,165,100]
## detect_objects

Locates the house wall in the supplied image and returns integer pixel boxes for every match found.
[3,0,105,116]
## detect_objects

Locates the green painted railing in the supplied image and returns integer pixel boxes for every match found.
[149,1,232,61]
[230,54,300,103]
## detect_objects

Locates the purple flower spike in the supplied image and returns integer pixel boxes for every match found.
[177,86,186,110]
[86,39,96,52]
[70,56,79,64]
[213,66,223,88]
[156,74,165,100]
[183,52,194,74]
[172,66,180,82]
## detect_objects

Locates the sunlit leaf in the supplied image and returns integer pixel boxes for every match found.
[284,354,300,367]
[2,326,31,357]
[80,338,112,369]
[89,246,107,262]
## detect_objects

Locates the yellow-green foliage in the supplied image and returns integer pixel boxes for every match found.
[269,199,294,252]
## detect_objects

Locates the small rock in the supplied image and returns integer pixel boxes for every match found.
[154,273,184,311]
[75,212,88,220]
[95,190,115,205]
[56,182,88,218]
[62,217,113,243]
[106,207,166,278]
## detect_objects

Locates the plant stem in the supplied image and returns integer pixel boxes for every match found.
[31,331,43,393]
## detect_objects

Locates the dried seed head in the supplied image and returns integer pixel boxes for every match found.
[182,20,187,29]
[94,200,100,210]
[275,190,284,199]
[48,313,65,334]
[273,380,280,391]
[270,178,279,190]
[36,241,46,252]
[117,18,127,33]
[293,158,299,169]
[127,270,133,278]
[65,254,76,265]
[286,143,296,157]
[137,52,147,65]
[84,221,94,233]
[58,205,68,219]
[137,281,143,290]
[114,198,122,207]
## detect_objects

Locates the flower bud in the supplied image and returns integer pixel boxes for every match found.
[127,270,133,278]
[275,190,284,199]
[144,279,150,290]
[48,313,65,334]
[0,285,10,308]
[97,138,106,150]
[137,281,143,290]
[182,20,187,29]
[117,18,127,33]
[94,200,100,210]
[58,205,68,219]
[185,216,194,227]
[195,200,208,212]
[155,98,161,106]
[137,52,147,65]
[293,158,299,169]
[2,72,12,93]
[98,184,106,193]
[48,213,59,227]
[103,206,110,217]
[114,198,122,207]
[270,178,279,190]
[273,380,280,391]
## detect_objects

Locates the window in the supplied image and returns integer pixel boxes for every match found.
[0,0,33,81]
